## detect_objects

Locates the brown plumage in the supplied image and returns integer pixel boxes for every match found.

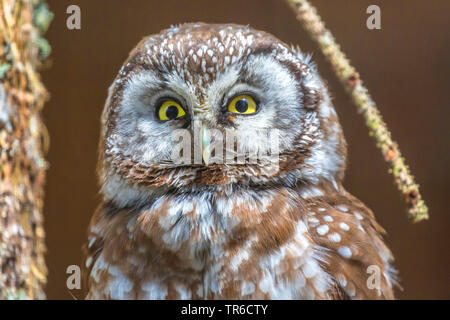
[85,23,397,299]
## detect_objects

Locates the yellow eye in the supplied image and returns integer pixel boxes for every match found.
[227,94,258,114]
[157,100,186,121]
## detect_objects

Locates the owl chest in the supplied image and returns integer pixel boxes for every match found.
[124,194,332,299]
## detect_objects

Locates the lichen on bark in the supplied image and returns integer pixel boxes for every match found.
[0,0,52,299]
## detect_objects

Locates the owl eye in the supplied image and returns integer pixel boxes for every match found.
[227,94,258,115]
[157,100,186,121]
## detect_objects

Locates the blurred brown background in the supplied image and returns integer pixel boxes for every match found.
[42,0,450,299]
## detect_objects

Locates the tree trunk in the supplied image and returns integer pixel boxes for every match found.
[0,0,51,299]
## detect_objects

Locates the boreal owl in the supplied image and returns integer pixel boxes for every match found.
[85,23,397,300]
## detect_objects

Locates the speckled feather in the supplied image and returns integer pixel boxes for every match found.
[85,23,397,300]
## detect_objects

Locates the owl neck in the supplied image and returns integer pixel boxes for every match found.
[100,170,343,210]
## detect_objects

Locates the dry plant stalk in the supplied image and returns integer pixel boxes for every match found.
[286,0,428,222]
[0,0,52,299]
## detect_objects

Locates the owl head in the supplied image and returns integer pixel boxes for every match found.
[98,23,347,206]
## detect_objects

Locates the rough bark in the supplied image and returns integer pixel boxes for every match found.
[0,0,51,299]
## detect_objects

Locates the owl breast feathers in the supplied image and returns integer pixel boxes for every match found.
[85,23,397,300]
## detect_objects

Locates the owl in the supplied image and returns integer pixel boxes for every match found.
[84,23,397,300]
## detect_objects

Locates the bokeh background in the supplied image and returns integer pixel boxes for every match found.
[41,0,450,299]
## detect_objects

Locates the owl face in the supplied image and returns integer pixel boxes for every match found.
[99,23,346,204]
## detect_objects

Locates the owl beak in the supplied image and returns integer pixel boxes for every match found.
[201,122,211,166]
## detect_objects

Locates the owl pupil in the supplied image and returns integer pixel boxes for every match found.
[166,106,179,119]
[235,99,248,113]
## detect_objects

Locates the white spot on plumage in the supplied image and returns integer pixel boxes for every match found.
[338,246,352,258]
[316,224,329,235]
[196,284,204,298]
[308,217,320,225]
[174,283,192,299]
[300,186,324,198]
[296,220,308,234]
[338,277,347,287]
[230,239,252,271]
[339,222,350,231]
[354,212,363,220]
[328,233,341,242]
[302,260,318,278]
[108,266,133,299]
[241,282,255,296]
[312,274,329,293]
[336,205,349,212]
[346,286,356,297]
[201,60,207,73]
[91,255,108,283]
[88,237,96,248]
[141,281,168,300]
[85,256,93,268]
